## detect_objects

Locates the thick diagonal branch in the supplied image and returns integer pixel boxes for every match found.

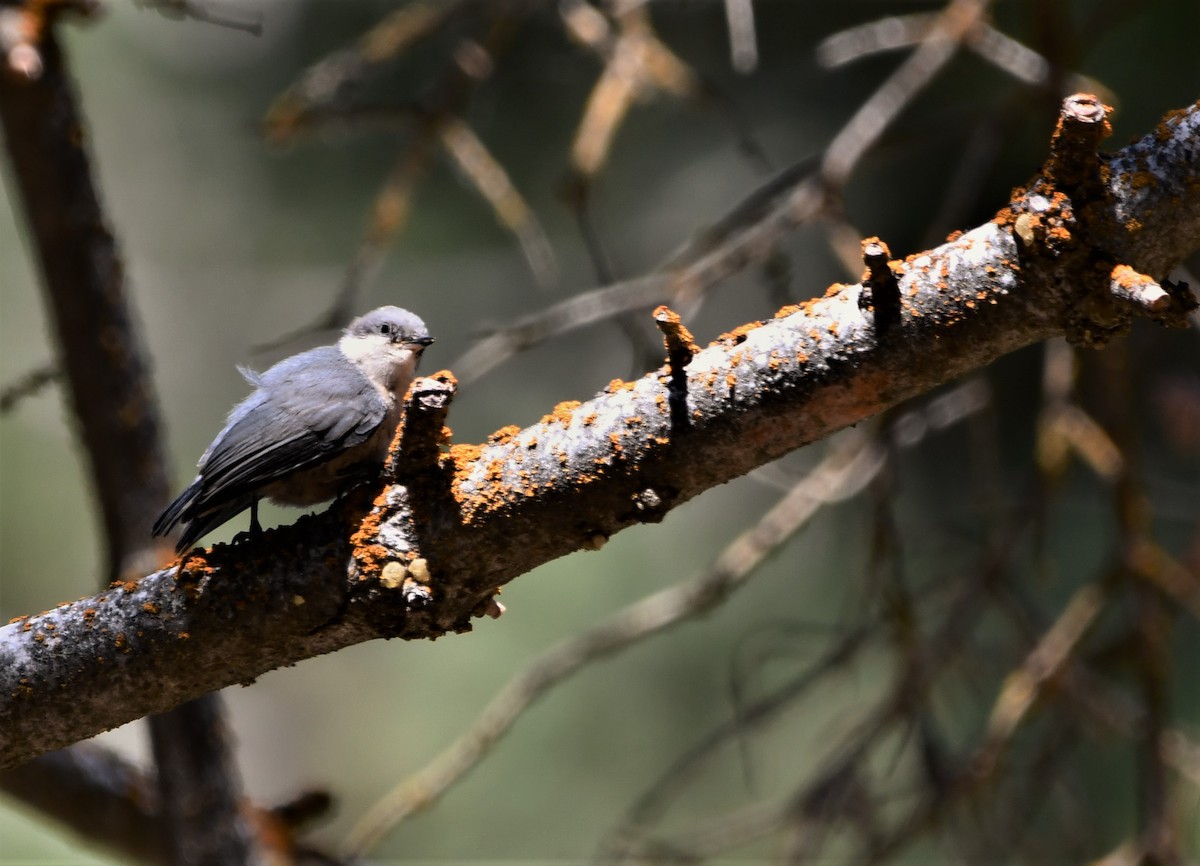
[0,96,1196,769]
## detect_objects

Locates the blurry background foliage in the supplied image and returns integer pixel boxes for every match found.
[1,0,1198,862]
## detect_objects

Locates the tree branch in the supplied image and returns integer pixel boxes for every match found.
[0,744,166,864]
[0,9,169,580]
[1,8,268,862]
[0,96,1195,769]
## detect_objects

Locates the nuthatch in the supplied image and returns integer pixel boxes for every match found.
[154,306,433,553]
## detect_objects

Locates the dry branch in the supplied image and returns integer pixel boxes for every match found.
[0,96,1196,769]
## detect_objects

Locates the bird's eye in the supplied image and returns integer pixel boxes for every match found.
[380,323,391,335]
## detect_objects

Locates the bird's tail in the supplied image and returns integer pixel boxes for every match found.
[153,477,203,539]
[171,500,253,554]
[155,480,257,554]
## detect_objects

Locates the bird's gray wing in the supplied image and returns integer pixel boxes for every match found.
[190,347,389,510]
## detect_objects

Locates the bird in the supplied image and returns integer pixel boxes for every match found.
[154,306,434,553]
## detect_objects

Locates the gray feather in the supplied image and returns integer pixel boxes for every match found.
[154,306,431,553]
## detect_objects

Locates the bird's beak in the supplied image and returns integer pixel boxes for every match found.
[408,336,435,349]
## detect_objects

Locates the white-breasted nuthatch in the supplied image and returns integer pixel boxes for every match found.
[154,306,434,553]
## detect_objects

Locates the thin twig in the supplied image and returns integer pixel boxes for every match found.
[821,0,993,188]
[0,360,58,413]
[452,274,670,382]
[136,0,263,36]
[973,582,1109,778]
[439,114,559,291]
[723,0,758,73]
[817,11,1105,97]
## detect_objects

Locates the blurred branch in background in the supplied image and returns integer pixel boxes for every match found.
[0,745,353,866]
[135,0,262,36]
[815,8,1106,97]
[454,0,1134,381]
[257,0,557,353]
[0,745,166,864]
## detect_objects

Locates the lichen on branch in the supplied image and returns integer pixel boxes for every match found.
[0,95,1196,769]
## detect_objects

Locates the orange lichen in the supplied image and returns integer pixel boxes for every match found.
[719,321,763,343]
[1157,108,1189,142]
[773,303,803,319]
[488,425,520,445]
[541,400,582,426]
[348,492,395,579]
[1111,264,1152,289]
[652,305,678,323]
[653,305,700,356]
[353,543,391,576]
[448,442,534,520]
[946,229,963,243]
[992,206,1017,229]
[606,379,637,393]
[1129,171,1155,190]
[582,411,599,426]
[445,444,486,512]
[180,554,210,575]
[861,235,890,257]
[141,602,159,615]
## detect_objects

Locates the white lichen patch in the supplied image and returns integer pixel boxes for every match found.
[376,500,414,552]
[956,223,1006,269]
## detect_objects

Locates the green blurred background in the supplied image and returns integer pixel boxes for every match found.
[2,1,1198,862]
